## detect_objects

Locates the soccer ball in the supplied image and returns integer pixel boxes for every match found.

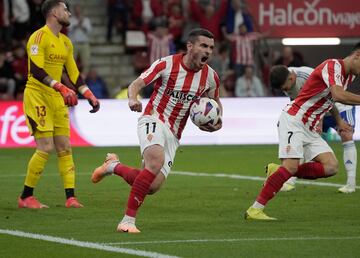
[190,97,220,127]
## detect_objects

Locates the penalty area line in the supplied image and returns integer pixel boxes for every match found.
[0,229,180,258]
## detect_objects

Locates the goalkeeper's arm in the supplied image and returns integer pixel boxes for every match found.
[30,60,78,106]
[63,70,100,113]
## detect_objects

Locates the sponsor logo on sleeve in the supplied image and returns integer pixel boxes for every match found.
[30,45,39,55]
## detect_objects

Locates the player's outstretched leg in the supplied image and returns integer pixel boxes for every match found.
[91,153,119,183]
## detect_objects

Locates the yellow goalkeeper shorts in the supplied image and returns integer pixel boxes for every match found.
[23,87,70,138]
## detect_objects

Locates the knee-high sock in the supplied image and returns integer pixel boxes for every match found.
[256,167,292,205]
[294,162,327,179]
[24,150,49,188]
[343,140,357,186]
[125,169,156,217]
[114,164,141,185]
[57,150,75,189]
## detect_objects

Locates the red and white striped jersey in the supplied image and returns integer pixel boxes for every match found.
[140,53,220,139]
[285,59,355,131]
[229,32,261,65]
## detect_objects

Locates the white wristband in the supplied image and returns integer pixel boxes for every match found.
[78,85,89,95]
[50,80,58,87]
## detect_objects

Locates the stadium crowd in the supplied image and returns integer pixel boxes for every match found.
[0,0,307,100]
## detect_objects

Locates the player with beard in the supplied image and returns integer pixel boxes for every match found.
[18,0,100,209]
[91,28,223,233]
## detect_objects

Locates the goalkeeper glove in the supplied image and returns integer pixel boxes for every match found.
[80,86,100,113]
[52,81,78,106]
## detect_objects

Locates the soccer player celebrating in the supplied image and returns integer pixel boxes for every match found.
[245,42,360,220]
[267,65,357,193]
[18,0,100,209]
[91,28,223,233]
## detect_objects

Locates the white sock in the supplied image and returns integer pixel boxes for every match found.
[107,161,119,173]
[121,215,136,224]
[252,201,264,209]
[286,177,297,185]
[343,140,357,186]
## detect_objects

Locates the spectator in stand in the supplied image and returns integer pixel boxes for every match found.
[12,0,30,41]
[274,46,306,67]
[85,68,110,99]
[142,17,175,98]
[0,0,13,50]
[147,17,175,64]
[0,50,16,100]
[28,0,45,32]
[131,0,163,33]
[208,42,230,81]
[189,0,227,41]
[68,4,92,75]
[235,65,265,97]
[208,42,232,97]
[168,3,185,50]
[225,0,253,34]
[11,43,28,99]
[223,23,266,78]
[223,71,236,97]
[106,0,129,43]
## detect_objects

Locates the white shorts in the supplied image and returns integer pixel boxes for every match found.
[278,111,333,161]
[137,115,179,177]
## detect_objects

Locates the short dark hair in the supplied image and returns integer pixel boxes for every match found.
[41,0,67,18]
[270,65,290,89]
[187,28,214,43]
[351,42,360,53]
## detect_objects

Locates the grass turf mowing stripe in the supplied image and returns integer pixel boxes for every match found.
[105,236,360,245]
[0,229,180,258]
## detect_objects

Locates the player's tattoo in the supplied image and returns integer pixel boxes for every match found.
[287,131,294,144]
[145,122,156,134]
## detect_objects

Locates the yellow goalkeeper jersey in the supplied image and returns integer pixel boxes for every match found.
[26,25,80,95]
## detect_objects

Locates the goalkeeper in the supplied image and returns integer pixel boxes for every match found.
[18,0,100,209]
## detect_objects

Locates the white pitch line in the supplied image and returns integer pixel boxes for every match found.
[105,236,360,245]
[0,229,180,258]
[172,171,360,189]
[1,170,358,189]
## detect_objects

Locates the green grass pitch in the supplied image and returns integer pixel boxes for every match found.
[0,144,359,258]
